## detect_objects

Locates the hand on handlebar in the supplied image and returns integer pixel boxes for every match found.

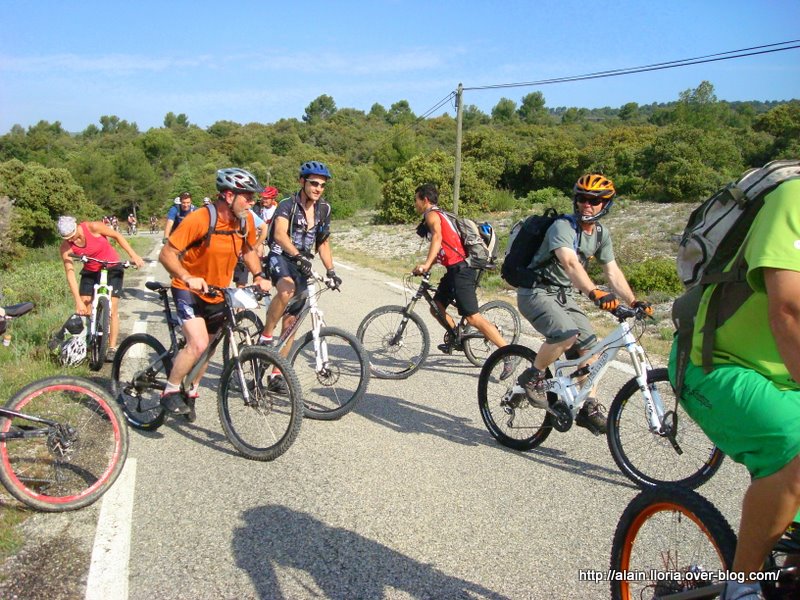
[184,275,209,294]
[631,299,654,317]
[589,288,620,312]
[412,264,429,276]
[130,255,145,269]
[325,269,342,291]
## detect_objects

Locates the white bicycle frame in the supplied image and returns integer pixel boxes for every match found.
[274,269,333,374]
[509,315,668,431]
[89,269,113,341]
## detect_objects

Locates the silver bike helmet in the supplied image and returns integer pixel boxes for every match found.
[215,168,264,193]
[59,334,87,366]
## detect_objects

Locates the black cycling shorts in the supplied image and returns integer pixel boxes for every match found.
[79,268,124,298]
[433,262,480,317]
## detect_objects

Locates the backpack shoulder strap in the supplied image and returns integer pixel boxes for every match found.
[181,204,216,254]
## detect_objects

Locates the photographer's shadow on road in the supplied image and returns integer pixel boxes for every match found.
[233,505,511,600]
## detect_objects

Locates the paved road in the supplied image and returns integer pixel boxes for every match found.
[3,241,750,600]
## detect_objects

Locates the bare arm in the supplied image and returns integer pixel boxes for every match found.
[273,216,301,256]
[163,219,175,240]
[158,243,208,293]
[414,211,442,274]
[60,242,88,314]
[317,238,334,271]
[553,247,596,295]
[766,268,800,384]
[602,260,636,305]
[87,222,144,268]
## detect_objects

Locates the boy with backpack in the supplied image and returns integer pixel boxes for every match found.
[668,165,800,600]
[412,183,514,379]
[511,174,651,434]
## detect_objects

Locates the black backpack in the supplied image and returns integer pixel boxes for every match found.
[501,209,578,288]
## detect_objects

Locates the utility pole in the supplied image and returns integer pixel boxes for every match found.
[453,83,464,216]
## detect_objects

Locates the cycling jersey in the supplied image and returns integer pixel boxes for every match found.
[168,207,257,304]
[530,220,614,289]
[167,205,196,231]
[422,209,465,268]
[268,194,331,256]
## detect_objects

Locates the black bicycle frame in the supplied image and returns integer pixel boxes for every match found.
[0,408,56,441]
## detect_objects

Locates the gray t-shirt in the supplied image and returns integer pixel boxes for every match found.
[529,218,615,288]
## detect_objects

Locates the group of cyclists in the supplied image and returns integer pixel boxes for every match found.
[54,160,799,600]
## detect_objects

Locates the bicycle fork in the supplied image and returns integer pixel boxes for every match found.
[390,301,421,347]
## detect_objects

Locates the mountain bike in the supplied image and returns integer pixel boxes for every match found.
[265,267,370,421]
[70,254,132,371]
[478,305,724,489]
[149,219,158,234]
[127,222,137,235]
[609,485,800,599]
[0,302,128,511]
[111,282,302,461]
[356,271,521,379]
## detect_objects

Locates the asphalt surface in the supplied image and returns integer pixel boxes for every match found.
[1,240,750,600]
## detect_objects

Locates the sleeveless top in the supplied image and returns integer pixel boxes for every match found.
[68,222,120,272]
[431,210,466,268]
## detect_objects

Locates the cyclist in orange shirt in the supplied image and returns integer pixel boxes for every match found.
[158,167,271,416]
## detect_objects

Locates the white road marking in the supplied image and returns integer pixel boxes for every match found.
[333,260,355,271]
[385,282,406,292]
[132,321,148,335]
[85,457,137,600]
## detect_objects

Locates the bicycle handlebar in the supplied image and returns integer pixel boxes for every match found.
[69,254,133,269]
[611,304,650,321]
[206,284,270,302]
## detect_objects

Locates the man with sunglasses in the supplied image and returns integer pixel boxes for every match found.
[158,167,270,417]
[515,174,652,434]
[257,161,339,390]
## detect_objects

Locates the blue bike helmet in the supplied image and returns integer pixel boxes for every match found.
[299,161,332,179]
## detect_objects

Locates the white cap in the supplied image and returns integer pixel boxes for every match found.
[57,216,78,238]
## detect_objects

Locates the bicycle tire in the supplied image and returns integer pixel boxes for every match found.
[607,368,725,490]
[0,376,129,512]
[111,333,171,430]
[463,300,522,367]
[288,326,370,420]
[222,309,264,365]
[217,346,303,461]
[477,345,554,450]
[610,486,736,600]
[89,295,111,371]
[356,305,430,380]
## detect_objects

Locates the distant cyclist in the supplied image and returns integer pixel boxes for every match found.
[256,186,279,225]
[149,214,158,233]
[163,191,196,244]
[258,162,340,391]
[127,213,137,234]
[158,168,270,417]
[57,215,144,362]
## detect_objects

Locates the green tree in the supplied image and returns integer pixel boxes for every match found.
[387,100,416,126]
[754,101,800,157]
[618,102,639,122]
[491,98,518,124]
[517,92,548,124]
[462,104,490,129]
[0,159,100,251]
[303,94,338,123]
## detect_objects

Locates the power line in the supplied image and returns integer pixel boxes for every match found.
[462,40,800,92]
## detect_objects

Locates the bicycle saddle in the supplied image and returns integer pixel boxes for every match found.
[145,281,169,292]
[2,302,34,317]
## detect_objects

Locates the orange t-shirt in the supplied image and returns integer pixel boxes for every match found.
[169,205,257,303]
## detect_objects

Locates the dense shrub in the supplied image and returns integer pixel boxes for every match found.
[624,257,683,295]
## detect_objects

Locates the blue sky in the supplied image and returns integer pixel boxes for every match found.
[1,0,798,133]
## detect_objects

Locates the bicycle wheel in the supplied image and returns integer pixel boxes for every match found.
[111,333,171,430]
[356,305,430,380]
[222,309,264,365]
[610,486,736,600]
[0,376,129,512]
[463,300,522,367]
[477,345,553,450]
[88,296,111,371]
[288,326,370,420]
[218,346,303,461]
[607,368,724,489]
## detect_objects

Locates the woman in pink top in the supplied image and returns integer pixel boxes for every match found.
[57,215,144,361]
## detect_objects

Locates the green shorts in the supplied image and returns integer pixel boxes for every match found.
[668,339,800,481]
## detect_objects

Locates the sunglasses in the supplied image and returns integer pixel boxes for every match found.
[306,180,327,189]
[575,196,606,206]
